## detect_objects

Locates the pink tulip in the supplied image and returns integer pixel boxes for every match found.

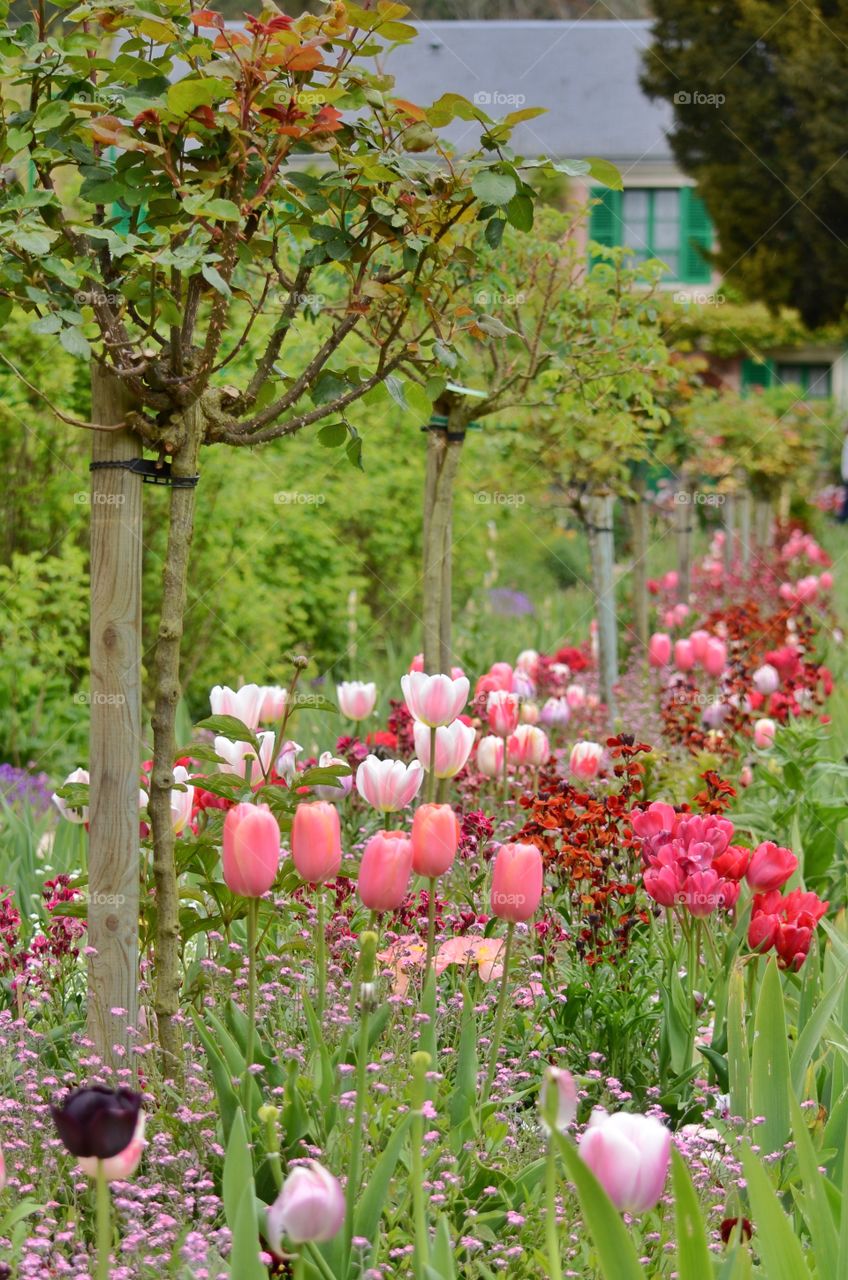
[355,755,423,812]
[489,662,515,691]
[401,671,470,727]
[311,751,353,803]
[51,767,90,824]
[508,724,550,767]
[753,717,776,749]
[662,570,679,593]
[78,1113,146,1183]
[579,1110,671,1213]
[540,696,570,727]
[569,740,604,781]
[703,638,727,677]
[520,700,541,725]
[779,582,797,603]
[490,842,544,922]
[674,639,695,672]
[566,683,586,710]
[411,803,460,878]
[539,1066,578,1133]
[648,632,672,667]
[487,689,520,737]
[512,669,536,700]
[673,603,690,625]
[336,680,377,721]
[739,764,754,788]
[689,630,710,663]
[291,801,342,884]
[209,683,265,731]
[267,1160,345,1246]
[752,663,779,695]
[820,571,833,591]
[409,653,424,672]
[477,735,505,778]
[796,575,818,604]
[258,685,288,723]
[516,649,539,676]
[413,718,476,779]
[215,730,275,780]
[222,803,281,897]
[358,831,413,912]
[746,840,798,891]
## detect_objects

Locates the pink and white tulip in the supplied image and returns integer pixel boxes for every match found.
[579,1109,671,1214]
[477,735,505,778]
[356,756,424,812]
[487,689,520,737]
[508,724,550,768]
[336,680,377,721]
[267,1160,345,1246]
[569,740,604,781]
[401,671,470,727]
[413,719,475,779]
[209,683,265,732]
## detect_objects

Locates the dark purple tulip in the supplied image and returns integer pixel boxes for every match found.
[51,1086,142,1160]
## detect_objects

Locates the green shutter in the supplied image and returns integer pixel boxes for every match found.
[741,357,775,392]
[679,187,712,283]
[588,187,622,247]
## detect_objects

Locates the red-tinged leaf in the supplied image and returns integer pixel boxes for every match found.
[88,115,125,145]
[285,45,325,71]
[214,30,249,49]
[189,105,217,128]
[133,108,160,129]
[190,8,224,28]
[311,105,343,133]
[390,97,426,122]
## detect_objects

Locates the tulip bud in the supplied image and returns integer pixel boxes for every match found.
[579,1109,671,1213]
[358,831,413,912]
[539,1067,578,1133]
[490,842,544,922]
[411,803,460,878]
[753,717,776,750]
[222,803,281,897]
[477,735,505,778]
[267,1160,345,1247]
[291,801,342,884]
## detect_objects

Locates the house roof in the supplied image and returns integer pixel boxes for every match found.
[381,20,675,170]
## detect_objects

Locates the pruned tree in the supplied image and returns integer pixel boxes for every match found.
[0,0,549,1068]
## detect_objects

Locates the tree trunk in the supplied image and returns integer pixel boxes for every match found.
[739,488,752,571]
[723,492,736,574]
[754,499,772,551]
[675,488,693,600]
[422,416,464,675]
[88,366,143,1066]
[148,406,203,1078]
[585,493,618,724]
[629,467,649,654]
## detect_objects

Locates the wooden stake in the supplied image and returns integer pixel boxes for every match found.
[629,467,649,655]
[675,489,693,600]
[88,365,142,1066]
[586,493,618,724]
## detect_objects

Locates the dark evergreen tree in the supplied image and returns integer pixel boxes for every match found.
[642,1,848,326]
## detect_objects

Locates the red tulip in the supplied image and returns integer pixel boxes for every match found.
[745,840,797,892]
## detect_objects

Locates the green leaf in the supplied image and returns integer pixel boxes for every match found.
[312,371,350,407]
[354,1111,414,1245]
[428,1217,457,1280]
[229,1183,267,1280]
[34,100,71,131]
[194,714,260,749]
[506,193,534,231]
[472,171,517,206]
[788,1091,838,1277]
[485,218,505,249]
[740,1143,813,1280]
[316,421,348,447]
[183,193,241,222]
[727,964,750,1122]
[586,157,623,190]
[222,1108,254,1231]
[167,76,227,117]
[671,1148,713,1276]
[791,967,848,1096]
[751,958,791,1156]
[552,1133,644,1280]
[448,985,478,1133]
[59,326,91,358]
[201,263,231,296]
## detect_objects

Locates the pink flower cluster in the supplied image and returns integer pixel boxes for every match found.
[630,803,745,917]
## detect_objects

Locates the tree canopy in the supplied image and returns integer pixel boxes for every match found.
[642,0,848,328]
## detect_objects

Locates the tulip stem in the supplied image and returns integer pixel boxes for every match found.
[316,889,327,1023]
[344,970,371,1263]
[427,727,438,803]
[425,877,437,974]
[293,1256,306,1280]
[410,1051,431,1280]
[482,921,515,1108]
[95,1160,111,1280]
[501,740,509,802]
[545,1139,562,1280]
[243,897,259,1113]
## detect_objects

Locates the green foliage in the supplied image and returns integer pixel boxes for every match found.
[643,1,848,327]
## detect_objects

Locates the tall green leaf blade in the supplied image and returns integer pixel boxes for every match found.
[727,964,749,1122]
[788,1091,838,1277]
[553,1134,644,1280]
[751,959,791,1155]
[791,969,848,1096]
[740,1144,812,1280]
[671,1148,713,1276]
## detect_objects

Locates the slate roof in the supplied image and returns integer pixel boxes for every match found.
[381,19,675,167]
